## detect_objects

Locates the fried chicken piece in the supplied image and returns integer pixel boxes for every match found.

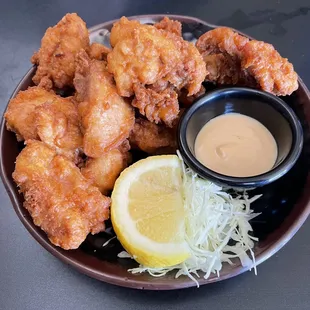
[129,118,176,154]
[132,83,179,127]
[31,13,90,89]
[196,27,251,85]
[34,99,83,162]
[107,17,206,125]
[108,17,206,96]
[241,40,298,96]
[196,27,298,95]
[148,79,171,92]
[4,87,83,162]
[81,140,131,194]
[196,27,249,57]
[109,17,141,48]
[202,54,232,84]
[74,50,135,158]
[154,17,182,36]
[166,41,207,95]
[89,42,111,61]
[13,140,110,250]
[5,87,53,141]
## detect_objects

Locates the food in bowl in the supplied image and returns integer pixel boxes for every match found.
[112,154,261,287]
[2,12,301,284]
[13,140,110,250]
[178,87,303,188]
[194,113,278,177]
[196,27,298,96]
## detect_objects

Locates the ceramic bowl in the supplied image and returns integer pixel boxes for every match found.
[1,14,310,290]
[178,87,303,188]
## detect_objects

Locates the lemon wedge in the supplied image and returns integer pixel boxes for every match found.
[111,155,189,268]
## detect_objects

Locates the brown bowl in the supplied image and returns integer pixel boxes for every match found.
[1,15,310,290]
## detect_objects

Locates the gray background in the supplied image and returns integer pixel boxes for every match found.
[1,0,310,309]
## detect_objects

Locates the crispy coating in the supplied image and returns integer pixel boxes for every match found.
[166,41,207,95]
[107,17,206,125]
[108,17,206,96]
[5,87,53,141]
[241,40,298,96]
[4,87,82,162]
[13,140,110,250]
[202,53,257,86]
[34,100,83,162]
[196,27,298,95]
[201,54,241,85]
[89,42,111,61]
[154,17,182,36]
[132,83,179,127]
[81,140,131,194]
[108,17,182,97]
[196,27,251,85]
[196,27,249,57]
[129,118,176,154]
[31,13,90,89]
[74,50,135,158]
[109,17,141,48]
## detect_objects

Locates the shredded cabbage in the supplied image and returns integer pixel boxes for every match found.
[117,153,261,287]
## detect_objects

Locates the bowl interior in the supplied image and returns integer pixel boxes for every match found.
[185,88,293,168]
[1,15,310,290]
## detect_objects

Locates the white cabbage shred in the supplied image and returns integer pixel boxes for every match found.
[118,154,261,287]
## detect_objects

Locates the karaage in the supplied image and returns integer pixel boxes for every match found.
[196,27,298,95]
[74,50,135,158]
[13,140,110,250]
[109,17,141,48]
[241,40,298,96]
[132,83,179,127]
[196,27,249,58]
[154,17,182,37]
[178,85,206,107]
[34,99,83,162]
[108,17,181,97]
[89,42,111,61]
[81,140,131,194]
[196,27,251,86]
[5,86,83,162]
[5,86,54,141]
[129,118,176,154]
[107,17,206,126]
[31,13,90,89]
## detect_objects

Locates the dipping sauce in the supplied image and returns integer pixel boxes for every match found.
[194,113,278,177]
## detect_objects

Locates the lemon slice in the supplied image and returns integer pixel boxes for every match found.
[111,155,189,268]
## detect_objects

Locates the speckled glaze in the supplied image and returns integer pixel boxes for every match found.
[1,15,310,290]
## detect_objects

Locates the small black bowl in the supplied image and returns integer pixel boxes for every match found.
[178,87,304,188]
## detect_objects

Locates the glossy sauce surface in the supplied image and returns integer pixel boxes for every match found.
[194,113,278,177]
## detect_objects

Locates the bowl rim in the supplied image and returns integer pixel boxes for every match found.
[1,14,310,290]
[178,87,304,188]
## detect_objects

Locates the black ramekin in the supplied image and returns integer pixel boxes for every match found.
[178,87,304,188]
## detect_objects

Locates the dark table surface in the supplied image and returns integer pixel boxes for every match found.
[1,0,310,309]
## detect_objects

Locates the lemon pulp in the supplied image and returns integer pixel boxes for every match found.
[111,155,189,267]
